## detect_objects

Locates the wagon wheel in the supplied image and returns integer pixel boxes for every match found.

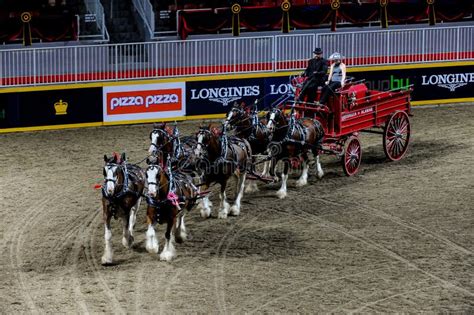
[342,136,362,176]
[383,111,411,161]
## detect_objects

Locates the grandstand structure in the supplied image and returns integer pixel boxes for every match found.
[0,0,473,87]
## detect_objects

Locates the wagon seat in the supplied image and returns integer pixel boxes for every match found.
[342,83,370,111]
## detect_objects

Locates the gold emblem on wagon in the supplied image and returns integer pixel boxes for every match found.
[54,99,68,115]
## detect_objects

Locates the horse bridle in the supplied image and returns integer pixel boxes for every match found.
[149,128,171,150]
[146,164,162,188]
[104,163,119,184]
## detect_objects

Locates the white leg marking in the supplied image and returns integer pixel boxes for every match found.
[121,217,132,248]
[160,234,177,262]
[102,225,113,265]
[262,160,269,176]
[145,224,159,254]
[316,155,324,179]
[218,190,230,219]
[296,162,309,187]
[244,180,259,193]
[277,174,288,199]
[200,195,212,218]
[230,174,246,216]
[176,214,187,242]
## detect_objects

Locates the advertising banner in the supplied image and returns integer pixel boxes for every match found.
[103,82,186,122]
[186,78,264,116]
[259,65,474,106]
[350,65,474,102]
[0,87,102,129]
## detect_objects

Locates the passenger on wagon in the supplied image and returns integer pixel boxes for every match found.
[319,52,347,106]
[298,47,328,104]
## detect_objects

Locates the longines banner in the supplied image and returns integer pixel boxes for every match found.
[185,64,474,117]
[0,87,102,128]
[103,82,186,123]
[186,78,264,116]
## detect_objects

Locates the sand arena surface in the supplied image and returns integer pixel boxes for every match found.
[0,105,473,313]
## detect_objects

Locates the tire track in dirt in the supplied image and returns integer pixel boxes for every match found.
[329,279,433,313]
[348,284,440,313]
[157,205,262,314]
[5,180,84,313]
[84,210,127,314]
[283,205,474,298]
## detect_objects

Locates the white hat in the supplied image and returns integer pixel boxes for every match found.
[329,52,342,60]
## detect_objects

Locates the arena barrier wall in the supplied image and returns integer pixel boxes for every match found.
[0,87,103,130]
[0,61,472,133]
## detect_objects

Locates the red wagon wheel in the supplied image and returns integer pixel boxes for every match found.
[383,111,411,161]
[342,136,362,176]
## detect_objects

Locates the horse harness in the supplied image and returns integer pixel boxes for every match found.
[102,162,144,217]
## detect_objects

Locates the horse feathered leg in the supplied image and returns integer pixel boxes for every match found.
[175,211,187,243]
[230,173,246,216]
[296,160,309,187]
[121,212,133,248]
[315,154,324,179]
[101,203,114,265]
[199,184,212,218]
[217,181,230,219]
[276,161,289,199]
[128,197,140,241]
[160,214,177,261]
[145,206,159,254]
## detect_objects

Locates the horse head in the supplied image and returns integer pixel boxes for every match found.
[224,102,247,129]
[195,124,220,158]
[103,153,124,197]
[149,122,173,154]
[266,107,285,132]
[146,156,164,198]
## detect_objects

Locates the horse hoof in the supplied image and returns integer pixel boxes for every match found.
[317,171,324,179]
[160,251,176,262]
[101,255,113,265]
[175,232,187,244]
[217,212,228,219]
[229,205,240,216]
[200,208,211,218]
[295,179,307,187]
[276,190,287,199]
[146,243,159,254]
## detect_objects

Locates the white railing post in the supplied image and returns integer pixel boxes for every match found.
[233,38,237,74]
[115,45,118,80]
[33,49,37,86]
[421,29,425,62]
[272,36,277,72]
[386,31,390,64]
[456,27,460,60]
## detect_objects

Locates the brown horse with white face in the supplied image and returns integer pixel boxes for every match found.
[101,153,145,265]
[145,156,199,261]
[266,107,325,199]
[194,124,252,219]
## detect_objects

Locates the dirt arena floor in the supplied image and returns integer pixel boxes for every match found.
[1,104,473,313]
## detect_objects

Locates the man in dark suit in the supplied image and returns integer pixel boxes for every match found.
[298,47,328,104]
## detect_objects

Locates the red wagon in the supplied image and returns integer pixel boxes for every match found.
[283,78,412,176]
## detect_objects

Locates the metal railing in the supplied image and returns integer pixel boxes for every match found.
[0,25,473,87]
[132,0,155,40]
[82,0,109,41]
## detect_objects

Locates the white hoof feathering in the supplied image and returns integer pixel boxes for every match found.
[295,178,307,187]
[101,254,113,265]
[245,181,259,193]
[230,204,240,216]
[200,207,211,218]
[122,235,134,248]
[276,189,287,199]
[160,244,176,262]
[145,226,159,254]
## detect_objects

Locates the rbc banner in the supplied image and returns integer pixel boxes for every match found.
[0,87,102,129]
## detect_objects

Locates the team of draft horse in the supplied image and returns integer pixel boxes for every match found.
[99,100,326,265]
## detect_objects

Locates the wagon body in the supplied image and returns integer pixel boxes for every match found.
[284,80,412,175]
